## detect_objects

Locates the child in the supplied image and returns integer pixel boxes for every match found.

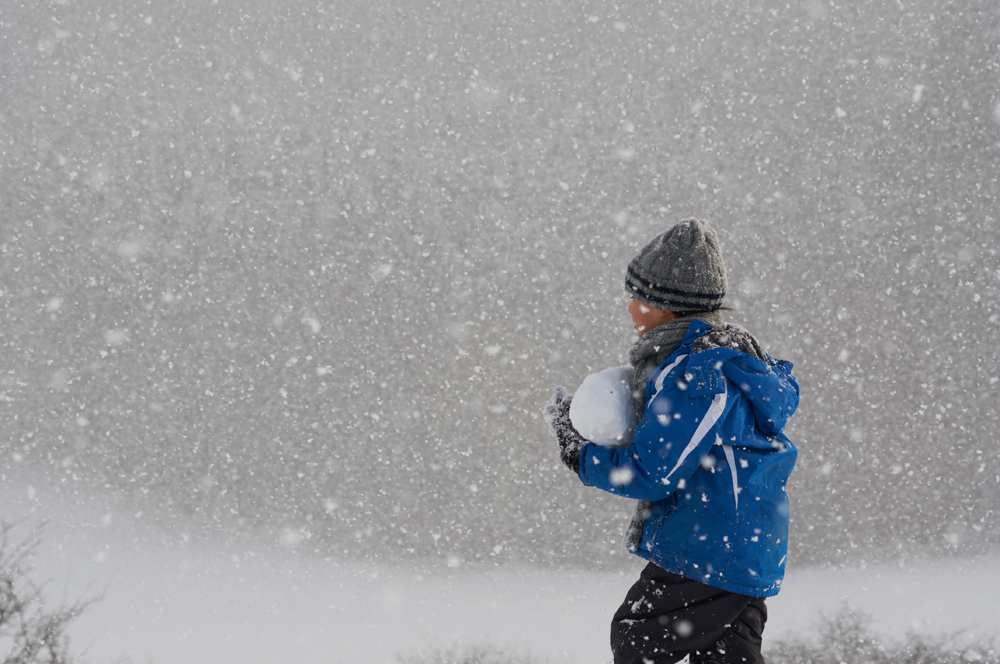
[544,219,799,664]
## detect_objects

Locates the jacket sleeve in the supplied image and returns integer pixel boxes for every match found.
[578,382,728,501]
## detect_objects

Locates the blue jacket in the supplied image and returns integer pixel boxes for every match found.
[579,321,799,597]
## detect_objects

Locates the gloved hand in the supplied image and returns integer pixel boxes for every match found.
[542,386,587,474]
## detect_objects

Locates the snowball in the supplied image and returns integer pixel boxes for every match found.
[569,366,636,447]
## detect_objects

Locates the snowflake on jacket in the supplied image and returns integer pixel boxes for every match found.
[578,319,799,598]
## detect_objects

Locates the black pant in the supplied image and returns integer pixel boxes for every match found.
[611,563,767,664]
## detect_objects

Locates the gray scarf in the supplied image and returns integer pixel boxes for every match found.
[628,310,726,418]
[622,310,730,552]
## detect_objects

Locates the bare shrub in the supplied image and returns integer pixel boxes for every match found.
[766,607,999,664]
[0,522,91,664]
[398,643,547,664]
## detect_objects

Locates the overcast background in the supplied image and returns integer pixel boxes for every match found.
[2,0,999,572]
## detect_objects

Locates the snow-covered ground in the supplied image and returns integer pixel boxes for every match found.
[5,481,999,664]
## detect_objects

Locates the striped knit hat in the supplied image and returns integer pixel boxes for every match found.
[625,219,727,312]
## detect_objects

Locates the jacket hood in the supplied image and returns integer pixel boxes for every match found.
[680,322,799,437]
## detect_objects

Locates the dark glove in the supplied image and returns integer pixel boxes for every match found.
[542,386,587,474]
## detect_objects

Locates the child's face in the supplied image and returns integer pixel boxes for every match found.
[628,298,674,338]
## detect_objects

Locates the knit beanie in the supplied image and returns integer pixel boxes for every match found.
[625,219,727,312]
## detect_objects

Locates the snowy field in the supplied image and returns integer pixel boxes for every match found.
[5,481,1000,664]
